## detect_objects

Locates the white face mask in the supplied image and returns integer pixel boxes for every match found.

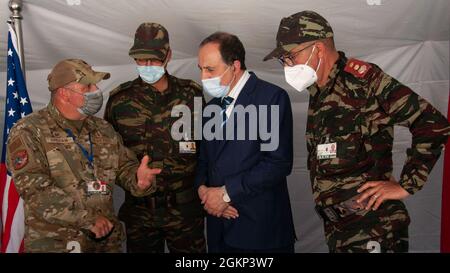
[201,66,234,98]
[284,45,321,93]
[136,65,165,84]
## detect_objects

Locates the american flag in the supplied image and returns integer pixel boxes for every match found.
[0,23,32,253]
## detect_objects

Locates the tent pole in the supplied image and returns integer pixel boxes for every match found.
[8,0,26,82]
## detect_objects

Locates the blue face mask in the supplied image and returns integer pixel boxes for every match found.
[136,65,165,84]
[201,66,234,98]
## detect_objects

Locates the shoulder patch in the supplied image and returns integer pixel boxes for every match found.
[12,150,28,170]
[344,58,372,78]
[109,80,134,97]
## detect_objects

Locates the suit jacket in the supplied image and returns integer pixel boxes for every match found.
[195,72,295,250]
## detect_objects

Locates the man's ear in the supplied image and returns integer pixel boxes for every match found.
[57,87,70,100]
[316,41,326,59]
[233,60,241,72]
[165,49,172,67]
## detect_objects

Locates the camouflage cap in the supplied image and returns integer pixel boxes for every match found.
[129,22,170,61]
[47,59,110,91]
[263,10,333,61]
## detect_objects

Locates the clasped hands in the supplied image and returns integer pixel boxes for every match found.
[198,185,239,219]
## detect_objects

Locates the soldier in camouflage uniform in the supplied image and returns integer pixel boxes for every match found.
[104,23,206,253]
[6,59,160,253]
[264,11,450,252]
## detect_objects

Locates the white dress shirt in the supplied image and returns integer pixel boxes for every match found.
[223,70,250,118]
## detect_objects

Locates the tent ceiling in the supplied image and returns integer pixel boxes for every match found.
[0,0,449,71]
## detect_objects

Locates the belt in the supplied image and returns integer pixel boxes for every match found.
[315,194,368,227]
[135,188,196,210]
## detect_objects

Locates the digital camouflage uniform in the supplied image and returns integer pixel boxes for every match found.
[6,59,155,253]
[104,22,206,253]
[7,104,155,253]
[265,11,450,252]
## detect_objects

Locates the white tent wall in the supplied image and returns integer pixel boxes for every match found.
[0,0,448,252]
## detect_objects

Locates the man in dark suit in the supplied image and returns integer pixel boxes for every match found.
[195,32,296,253]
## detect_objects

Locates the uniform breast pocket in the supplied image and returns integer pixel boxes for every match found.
[46,148,79,189]
[176,147,197,170]
[93,140,119,185]
[316,132,368,177]
[115,116,146,149]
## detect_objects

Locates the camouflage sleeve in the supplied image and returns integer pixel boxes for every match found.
[369,68,450,194]
[5,123,97,229]
[194,137,209,189]
[114,131,157,197]
[104,82,133,131]
[189,79,207,190]
[103,91,117,130]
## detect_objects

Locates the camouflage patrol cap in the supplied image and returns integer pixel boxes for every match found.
[47,59,110,91]
[129,22,170,61]
[263,10,333,61]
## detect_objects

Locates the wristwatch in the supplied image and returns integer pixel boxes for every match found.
[222,186,231,203]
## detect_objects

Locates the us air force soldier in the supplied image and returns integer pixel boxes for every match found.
[6,59,161,252]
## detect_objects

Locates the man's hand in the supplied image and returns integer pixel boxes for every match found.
[198,185,208,201]
[221,205,239,219]
[202,187,228,217]
[137,155,162,190]
[90,216,114,239]
[198,185,238,218]
[357,177,410,211]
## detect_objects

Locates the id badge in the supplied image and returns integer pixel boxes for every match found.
[86,180,107,195]
[179,141,196,154]
[317,142,337,159]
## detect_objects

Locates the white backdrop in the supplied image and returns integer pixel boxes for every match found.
[0,0,448,252]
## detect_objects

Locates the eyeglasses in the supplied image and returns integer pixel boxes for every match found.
[277,43,315,67]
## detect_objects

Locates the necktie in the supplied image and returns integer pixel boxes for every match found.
[220,96,234,125]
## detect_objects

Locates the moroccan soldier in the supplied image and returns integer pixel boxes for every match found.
[264,11,450,252]
[6,59,161,253]
[104,23,206,253]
